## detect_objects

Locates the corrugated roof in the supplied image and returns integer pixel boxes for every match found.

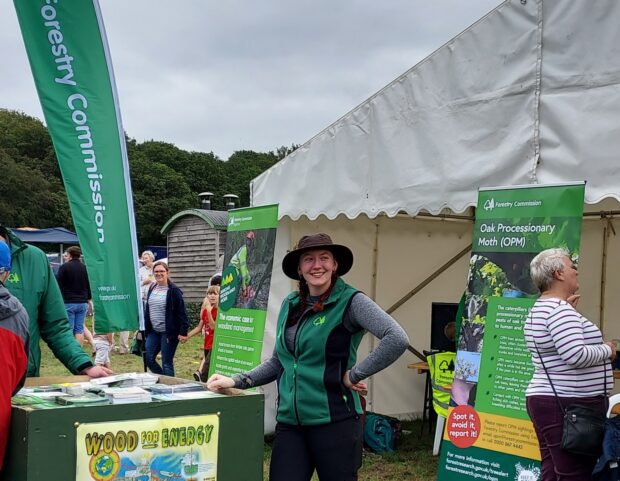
[160,209,228,234]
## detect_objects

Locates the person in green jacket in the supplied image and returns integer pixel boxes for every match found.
[229,231,254,299]
[0,225,111,378]
[208,233,409,481]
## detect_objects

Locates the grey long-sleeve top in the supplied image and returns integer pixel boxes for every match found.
[233,293,409,389]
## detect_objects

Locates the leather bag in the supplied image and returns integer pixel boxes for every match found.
[534,340,607,457]
[561,403,606,457]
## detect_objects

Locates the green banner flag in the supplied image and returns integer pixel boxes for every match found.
[13,0,141,332]
[436,183,585,481]
[210,204,278,378]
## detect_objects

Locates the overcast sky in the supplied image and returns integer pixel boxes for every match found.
[1,0,500,159]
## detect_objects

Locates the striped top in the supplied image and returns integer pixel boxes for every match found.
[148,285,168,333]
[524,297,612,397]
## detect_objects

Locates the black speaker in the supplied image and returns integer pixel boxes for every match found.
[430,302,458,352]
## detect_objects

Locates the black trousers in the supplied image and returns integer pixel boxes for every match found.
[269,416,363,481]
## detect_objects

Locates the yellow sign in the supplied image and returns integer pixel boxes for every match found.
[76,414,219,481]
[444,407,541,461]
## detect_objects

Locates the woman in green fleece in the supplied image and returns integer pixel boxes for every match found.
[207,233,409,481]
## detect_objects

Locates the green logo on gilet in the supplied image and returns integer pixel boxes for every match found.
[313,315,326,326]
[7,273,20,284]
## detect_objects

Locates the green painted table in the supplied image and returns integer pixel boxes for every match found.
[2,376,264,481]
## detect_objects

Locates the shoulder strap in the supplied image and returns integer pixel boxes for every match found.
[532,340,566,415]
[146,283,156,300]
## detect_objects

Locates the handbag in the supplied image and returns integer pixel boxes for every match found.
[534,341,607,457]
[561,404,606,457]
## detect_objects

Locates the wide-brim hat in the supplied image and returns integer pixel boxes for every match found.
[282,233,353,280]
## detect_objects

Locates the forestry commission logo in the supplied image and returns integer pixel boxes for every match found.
[482,198,542,211]
[6,272,20,284]
[484,198,495,211]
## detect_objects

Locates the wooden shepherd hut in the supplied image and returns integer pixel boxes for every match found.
[161,209,227,303]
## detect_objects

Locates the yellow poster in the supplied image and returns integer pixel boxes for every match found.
[75,414,219,481]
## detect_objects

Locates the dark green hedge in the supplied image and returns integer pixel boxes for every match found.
[186,302,202,330]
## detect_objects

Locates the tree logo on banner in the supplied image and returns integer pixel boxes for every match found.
[218,266,239,311]
[484,198,496,211]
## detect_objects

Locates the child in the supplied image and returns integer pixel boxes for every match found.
[92,316,113,369]
[185,285,219,382]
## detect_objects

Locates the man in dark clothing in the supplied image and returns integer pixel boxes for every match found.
[0,240,29,471]
[57,245,92,345]
[0,225,110,378]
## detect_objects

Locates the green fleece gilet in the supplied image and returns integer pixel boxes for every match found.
[275,278,365,425]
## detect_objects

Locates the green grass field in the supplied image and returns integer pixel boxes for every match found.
[38,330,439,481]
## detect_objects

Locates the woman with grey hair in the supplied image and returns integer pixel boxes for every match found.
[524,248,616,481]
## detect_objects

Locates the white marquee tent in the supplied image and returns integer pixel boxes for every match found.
[250,0,620,422]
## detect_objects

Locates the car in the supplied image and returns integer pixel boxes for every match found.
[46,253,61,275]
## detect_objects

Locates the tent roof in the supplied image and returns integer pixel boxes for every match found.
[160,209,228,235]
[251,0,620,220]
[11,227,78,244]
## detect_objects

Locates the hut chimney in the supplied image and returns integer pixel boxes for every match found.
[223,194,239,211]
[199,192,214,210]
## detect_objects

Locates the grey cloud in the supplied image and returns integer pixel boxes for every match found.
[1,0,500,158]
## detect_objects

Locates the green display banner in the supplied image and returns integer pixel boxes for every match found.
[436,183,585,481]
[209,205,278,378]
[13,0,141,332]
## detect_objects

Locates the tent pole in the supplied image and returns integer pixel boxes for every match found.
[599,217,615,331]
[584,210,620,218]
[368,222,380,412]
[386,243,472,315]
[59,243,64,264]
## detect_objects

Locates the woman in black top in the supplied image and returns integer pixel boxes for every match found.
[56,246,91,345]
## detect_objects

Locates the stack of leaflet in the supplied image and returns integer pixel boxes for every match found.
[103,387,152,405]
[90,373,159,388]
[11,392,71,410]
[147,382,205,395]
[153,391,224,401]
[56,394,111,407]
[148,382,217,401]
[14,385,111,408]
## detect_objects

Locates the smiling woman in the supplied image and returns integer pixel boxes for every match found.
[298,249,338,296]
[144,260,189,377]
[207,233,410,481]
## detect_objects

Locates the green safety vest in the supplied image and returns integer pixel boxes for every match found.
[275,278,364,426]
[230,245,250,289]
[427,351,456,418]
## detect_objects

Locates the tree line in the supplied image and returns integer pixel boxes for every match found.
[0,108,297,247]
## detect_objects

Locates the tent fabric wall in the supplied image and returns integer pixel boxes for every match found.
[272,215,472,417]
[262,203,620,419]
[251,0,620,219]
[537,1,620,198]
[250,0,620,419]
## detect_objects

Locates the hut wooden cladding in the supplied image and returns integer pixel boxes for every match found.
[161,209,228,303]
